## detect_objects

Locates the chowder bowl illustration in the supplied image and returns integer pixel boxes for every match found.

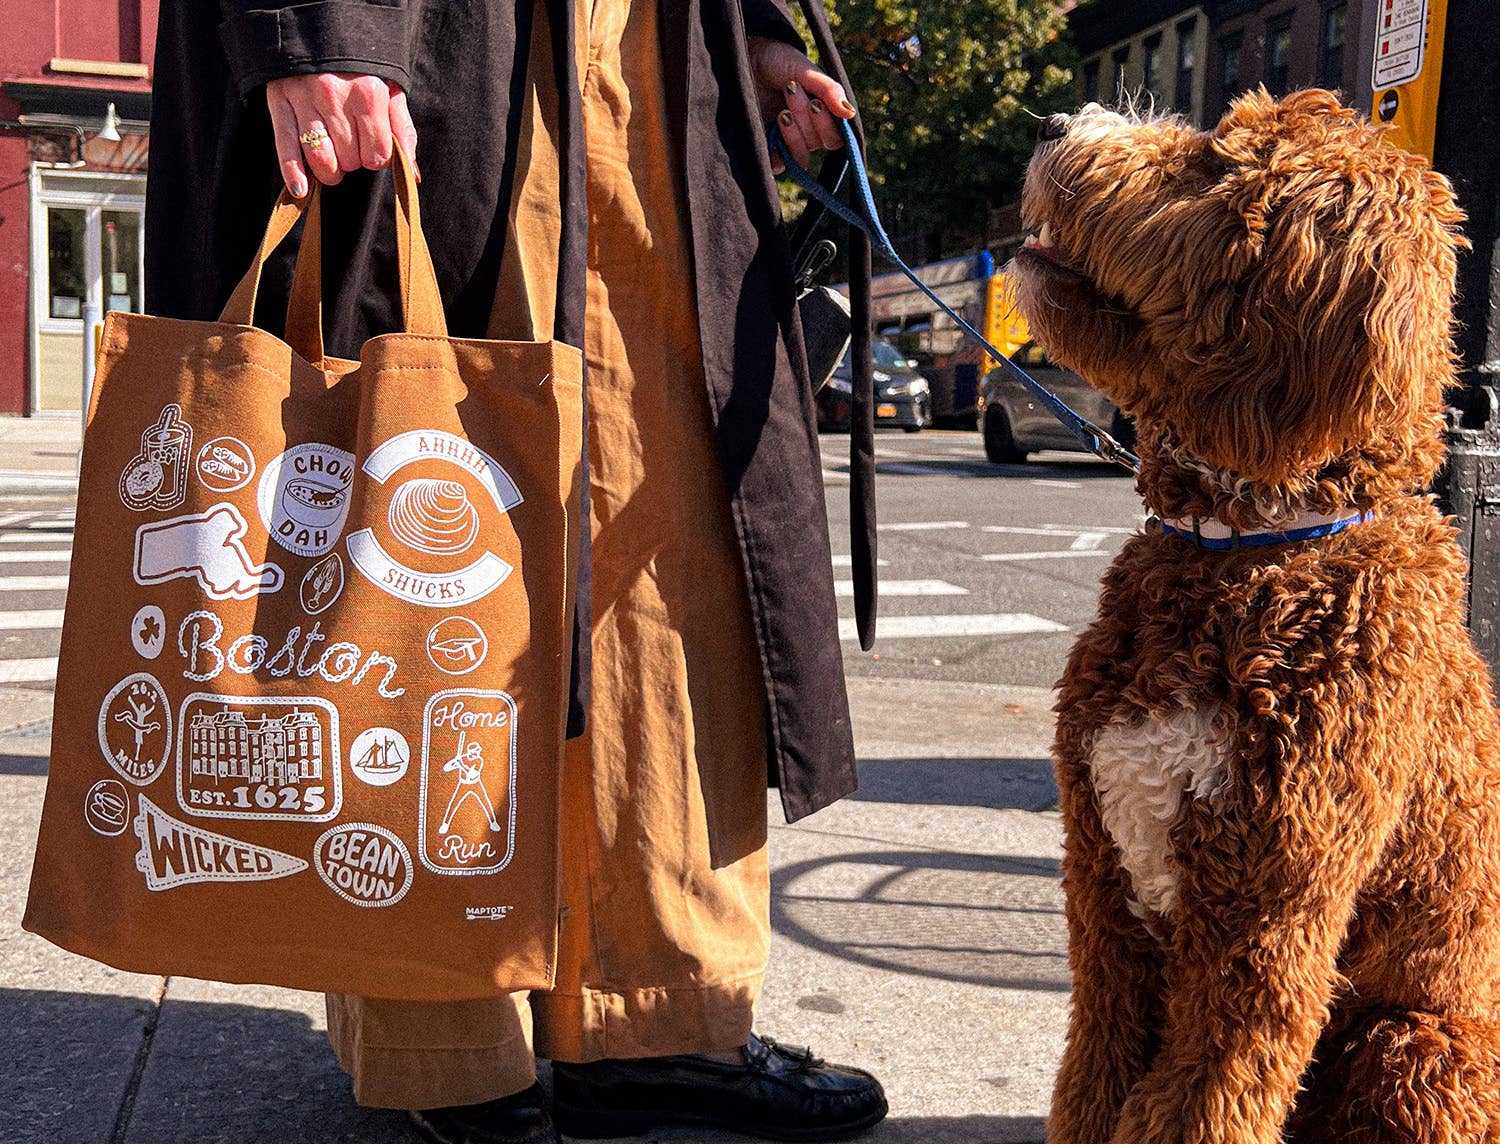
[282,475,350,530]
[388,479,480,555]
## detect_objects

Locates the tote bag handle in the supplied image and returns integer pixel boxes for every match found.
[219,142,448,362]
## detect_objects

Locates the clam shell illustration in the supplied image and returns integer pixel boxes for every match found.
[388,479,480,555]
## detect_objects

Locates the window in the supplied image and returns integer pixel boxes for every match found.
[1082,58,1101,104]
[1112,46,1131,102]
[102,212,142,314]
[1319,3,1347,90]
[1219,32,1245,108]
[1143,34,1165,106]
[1176,19,1198,113]
[1266,14,1294,97]
[47,208,86,320]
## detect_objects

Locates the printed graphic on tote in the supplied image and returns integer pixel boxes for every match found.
[257,443,356,558]
[175,694,341,822]
[300,553,345,615]
[195,436,256,494]
[133,794,307,891]
[130,604,166,660]
[347,431,523,608]
[84,779,131,837]
[419,689,517,875]
[98,672,172,786]
[349,727,410,786]
[133,504,285,600]
[426,617,488,675]
[176,610,406,699]
[119,405,193,512]
[314,823,414,908]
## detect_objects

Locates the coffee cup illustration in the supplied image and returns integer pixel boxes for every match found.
[120,405,193,512]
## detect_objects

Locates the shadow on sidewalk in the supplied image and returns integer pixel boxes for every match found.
[772,850,1066,992]
[848,756,1058,812]
[0,988,1045,1143]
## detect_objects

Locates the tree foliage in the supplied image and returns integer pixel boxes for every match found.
[803,0,1075,258]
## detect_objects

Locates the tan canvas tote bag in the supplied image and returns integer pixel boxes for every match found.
[24,147,583,1000]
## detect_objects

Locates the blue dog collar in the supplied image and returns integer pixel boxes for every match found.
[1157,509,1374,551]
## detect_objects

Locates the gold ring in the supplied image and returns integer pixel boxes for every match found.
[299,127,329,148]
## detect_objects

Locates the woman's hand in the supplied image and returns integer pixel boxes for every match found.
[266,73,419,197]
[746,38,856,175]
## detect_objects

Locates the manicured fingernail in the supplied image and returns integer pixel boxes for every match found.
[810,99,825,115]
[289,172,307,197]
[778,110,794,127]
[785,80,799,95]
[840,99,856,114]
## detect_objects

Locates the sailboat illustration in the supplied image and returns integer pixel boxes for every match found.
[355,734,406,775]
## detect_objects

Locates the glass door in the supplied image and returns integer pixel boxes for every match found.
[31,175,146,413]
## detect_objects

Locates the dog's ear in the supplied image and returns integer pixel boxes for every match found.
[1162,96,1465,485]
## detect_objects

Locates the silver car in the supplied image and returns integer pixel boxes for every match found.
[976,342,1134,463]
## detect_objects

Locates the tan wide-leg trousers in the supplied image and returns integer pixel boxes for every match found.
[325,0,773,1109]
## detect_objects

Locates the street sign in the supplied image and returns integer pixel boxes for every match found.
[1370,0,1448,159]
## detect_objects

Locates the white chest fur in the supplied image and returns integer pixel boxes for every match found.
[1087,704,1230,917]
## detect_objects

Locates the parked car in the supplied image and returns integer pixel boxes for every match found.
[817,339,933,433]
[977,342,1135,462]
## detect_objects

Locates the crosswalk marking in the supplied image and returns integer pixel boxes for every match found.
[0,610,65,631]
[832,555,889,567]
[0,532,74,544]
[980,551,1111,562]
[0,575,70,592]
[840,613,1066,640]
[0,549,71,564]
[878,520,969,532]
[835,579,967,597]
[0,657,59,684]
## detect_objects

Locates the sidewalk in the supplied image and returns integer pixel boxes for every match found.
[1,673,1065,1144]
[0,416,82,493]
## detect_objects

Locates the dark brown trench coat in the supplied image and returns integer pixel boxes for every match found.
[144,0,878,823]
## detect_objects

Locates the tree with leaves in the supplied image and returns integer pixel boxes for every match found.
[798,0,1075,261]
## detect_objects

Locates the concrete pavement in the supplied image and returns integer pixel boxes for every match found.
[0,412,1070,1143]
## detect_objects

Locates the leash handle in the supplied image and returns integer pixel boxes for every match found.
[772,119,1141,474]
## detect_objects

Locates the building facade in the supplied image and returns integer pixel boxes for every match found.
[1072,0,1366,128]
[0,1,155,417]
[188,708,326,788]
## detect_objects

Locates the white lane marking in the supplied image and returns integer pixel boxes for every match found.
[0,610,64,630]
[878,462,953,477]
[0,657,59,683]
[822,469,851,482]
[0,513,31,527]
[832,555,890,567]
[0,532,74,544]
[1071,532,1108,551]
[0,576,70,592]
[840,613,1067,640]
[878,521,969,532]
[1028,479,1082,489]
[23,520,73,529]
[979,551,1112,562]
[835,579,968,597]
[982,524,1139,536]
[872,447,914,459]
[0,549,71,564]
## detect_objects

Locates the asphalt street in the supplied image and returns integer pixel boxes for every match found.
[821,428,1141,690]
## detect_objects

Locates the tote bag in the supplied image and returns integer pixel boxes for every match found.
[23,147,582,1000]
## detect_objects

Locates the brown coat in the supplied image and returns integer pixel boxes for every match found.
[145,0,876,822]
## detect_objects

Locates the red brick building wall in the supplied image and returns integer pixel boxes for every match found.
[0,0,156,415]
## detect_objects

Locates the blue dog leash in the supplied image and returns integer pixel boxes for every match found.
[773,119,1141,475]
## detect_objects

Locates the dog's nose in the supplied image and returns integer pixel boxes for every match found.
[1038,114,1070,143]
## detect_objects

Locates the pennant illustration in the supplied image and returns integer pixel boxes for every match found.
[132,795,307,891]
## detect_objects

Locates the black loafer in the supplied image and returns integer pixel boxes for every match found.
[407,1082,559,1144]
[551,1033,888,1142]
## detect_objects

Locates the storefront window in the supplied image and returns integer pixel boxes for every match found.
[47,208,86,320]
[102,211,142,313]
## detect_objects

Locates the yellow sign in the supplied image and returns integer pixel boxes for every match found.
[983,272,1031,372]
[1371,0,1448,159]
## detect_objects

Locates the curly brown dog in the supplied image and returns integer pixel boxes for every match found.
[1011,89,1500,1144]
